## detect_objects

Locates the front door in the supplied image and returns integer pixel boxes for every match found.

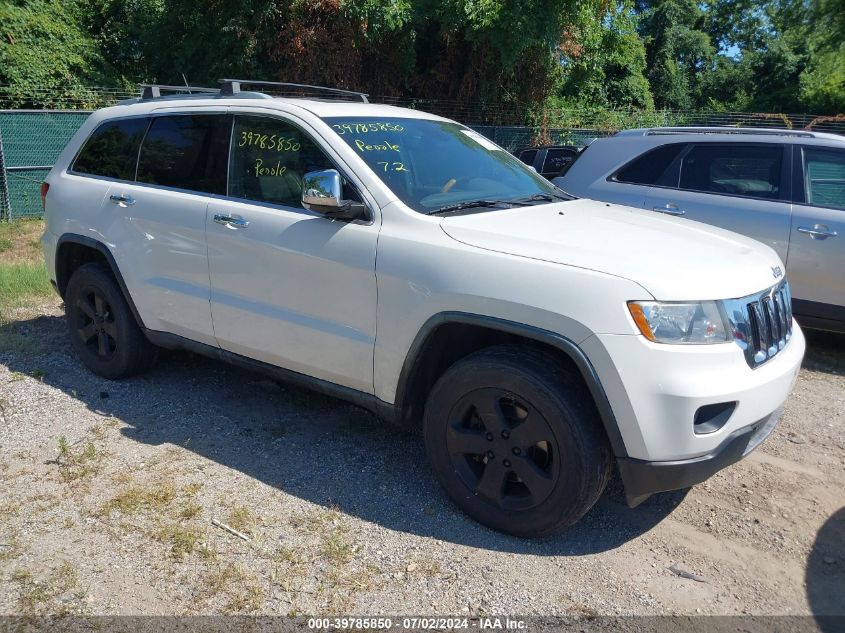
[206,113,378,393]
[786,145,845,322]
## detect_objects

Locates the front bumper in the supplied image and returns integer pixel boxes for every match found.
[617,405,782,506]
[580,321,805,505]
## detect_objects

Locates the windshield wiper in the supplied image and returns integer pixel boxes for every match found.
[507,192,572,204]
[426,199,520,216]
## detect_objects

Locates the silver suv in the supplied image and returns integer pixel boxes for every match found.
[556,127,845,332]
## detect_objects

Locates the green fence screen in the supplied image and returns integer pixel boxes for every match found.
[0,110,91,219]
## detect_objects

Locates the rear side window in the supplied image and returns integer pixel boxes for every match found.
[803,148,845,210]
[136,114,230,194]
[679,144,782,199]
[72,118,148,180]
[615,144,685,185]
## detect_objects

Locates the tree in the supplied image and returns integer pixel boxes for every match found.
[555,1,654,110]
[0,0,114,107]
[637,0,714,109]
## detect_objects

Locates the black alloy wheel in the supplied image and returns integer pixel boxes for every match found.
[424,345,612,537]
[73,288,118,359]
[64,263,157,379]
[445,388,559,511]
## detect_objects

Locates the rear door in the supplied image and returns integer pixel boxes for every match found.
[104,111,230,345]
[643,142,792,262]
[786,145,845,321]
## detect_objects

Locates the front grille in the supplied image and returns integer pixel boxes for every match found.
[741,281,793,367]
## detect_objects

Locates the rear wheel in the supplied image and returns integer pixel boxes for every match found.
[423,345,611,537]
[65,263,156,379]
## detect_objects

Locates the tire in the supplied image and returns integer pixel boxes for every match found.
[423,345,612,537]
[64,263,157,379]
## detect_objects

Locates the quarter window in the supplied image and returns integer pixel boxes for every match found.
[803,148,845,210]
[136,114,230,194]
[679,144,782,199]
[72,118,148,180]
[615,144,685,186]
[228,115,335,208]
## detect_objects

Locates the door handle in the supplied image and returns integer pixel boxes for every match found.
[797,224,837,239]
[109,194,135,207]
[652,203,685,216]
[213,213,249,229]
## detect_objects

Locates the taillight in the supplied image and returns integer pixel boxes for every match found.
[40,182,49,210]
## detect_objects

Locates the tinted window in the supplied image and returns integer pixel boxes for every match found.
[229,115,337,208]
[803,148,845,210]
[615,143,685,185]
[136,115,230,194]
[518,149,538,166]
[72,118,148,180]
[542,148,578,176]
[679,144,782,199]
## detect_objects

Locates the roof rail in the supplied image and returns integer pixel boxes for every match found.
[139,84,218,100]
[639,126,816,138]
[219,79,369,103]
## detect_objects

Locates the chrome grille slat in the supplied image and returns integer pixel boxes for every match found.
[732,281,792,368]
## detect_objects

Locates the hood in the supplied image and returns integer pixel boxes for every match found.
[439,199,785,301]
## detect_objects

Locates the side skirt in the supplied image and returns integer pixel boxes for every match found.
[141,329,397,424]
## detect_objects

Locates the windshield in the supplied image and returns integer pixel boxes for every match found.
[324,117,566,213]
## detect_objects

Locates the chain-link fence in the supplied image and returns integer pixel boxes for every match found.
[1,91,843,219]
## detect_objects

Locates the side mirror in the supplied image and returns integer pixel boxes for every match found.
[302,169,366,220]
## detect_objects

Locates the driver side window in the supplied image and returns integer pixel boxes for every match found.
[229,115,339,209]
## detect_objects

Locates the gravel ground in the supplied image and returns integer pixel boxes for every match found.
[0,299,843,617]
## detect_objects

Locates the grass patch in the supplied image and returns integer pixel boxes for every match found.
[56,436,102,484]
[0,261,53,322]
[225,505,255,535]
[320,531,355,565]
[156,523,202,559]
[12,561,80,615]
[0,220,52,324]
[195,564,264,613]
[179,501,203,520]
[100,480,176,516]
[0,220,43,259]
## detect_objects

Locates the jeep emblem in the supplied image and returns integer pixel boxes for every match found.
[772,266,783,278]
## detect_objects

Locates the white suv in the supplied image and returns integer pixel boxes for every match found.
[41,81,805,536]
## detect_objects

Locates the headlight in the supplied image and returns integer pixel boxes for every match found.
[628,300,730,344]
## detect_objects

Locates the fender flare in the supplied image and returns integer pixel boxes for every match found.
[55,233,146,329]
[394,311,628,457]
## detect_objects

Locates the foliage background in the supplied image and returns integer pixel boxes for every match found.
[0,0,843,121]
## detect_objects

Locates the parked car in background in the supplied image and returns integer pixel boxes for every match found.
[555,127,845,332]
[516,145,582,179]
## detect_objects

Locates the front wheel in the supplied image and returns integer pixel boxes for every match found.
[423,345,611,537]
[65,263,157,379]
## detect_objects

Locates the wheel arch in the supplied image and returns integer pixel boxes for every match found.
[55,233,145,329]
[393,312,628,458]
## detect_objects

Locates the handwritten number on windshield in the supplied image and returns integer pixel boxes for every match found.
[377,161,409,173]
